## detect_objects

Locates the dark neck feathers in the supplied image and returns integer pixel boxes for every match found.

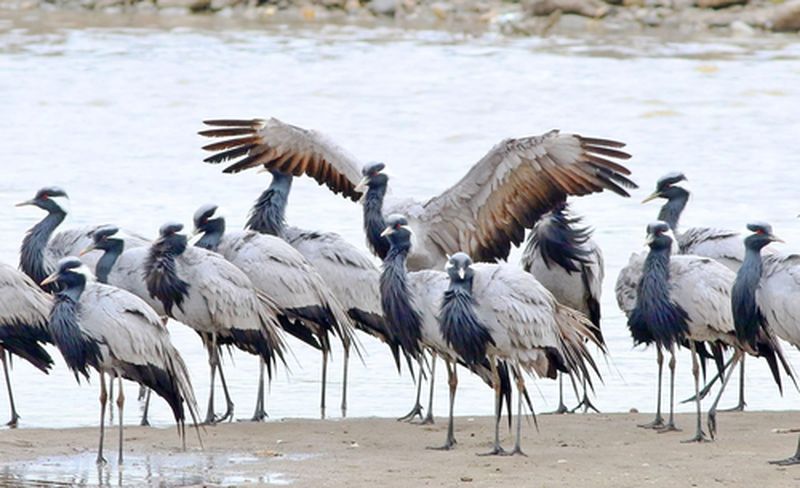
[144,244,190,317]
[732,247,765,349]
[49,277,100,382]
[380,246,422,359]
[195,218,225,251]
[439,278,494,366]
[95,239,123,284]
[628,247,689,348]
[246,173,293,237]
[658,190,689,232]
[20,210,66,291]
[363,183,389,259]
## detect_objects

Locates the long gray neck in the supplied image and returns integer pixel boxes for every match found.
[658,190,689,232]
[246,173,293,237]
[20,210,66,291]
[363,183,389,259]
[95,239,123,284]
[195,218,225,251]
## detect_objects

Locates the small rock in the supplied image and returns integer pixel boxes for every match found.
[557,459,568,464]
[368,0,397,16]
[460,477,473,482]
[524,0,609,18]
[730,19,754,36]
[629,408,639,413]
[769,0,800,32]
[695,0,746,9]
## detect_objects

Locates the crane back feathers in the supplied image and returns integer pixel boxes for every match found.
[0,321,53,373]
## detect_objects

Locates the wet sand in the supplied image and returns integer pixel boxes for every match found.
[2,412,800,486]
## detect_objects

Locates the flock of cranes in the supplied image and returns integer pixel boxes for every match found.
[1,117,799,467]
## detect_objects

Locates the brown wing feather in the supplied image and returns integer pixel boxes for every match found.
[419,130,636,262]
[199,118,363,201]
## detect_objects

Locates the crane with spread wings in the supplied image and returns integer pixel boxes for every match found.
[199,117,637,270]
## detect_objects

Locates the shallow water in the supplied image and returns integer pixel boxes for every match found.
[1,12,800,432]
[0,451,291,486]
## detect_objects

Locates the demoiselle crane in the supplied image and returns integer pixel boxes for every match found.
[440,251,602,454]
[618,222,791,442]
[521,202,604,414]
[198,117,636,271]
[41,257,199,464]
[729,223,800,465]
[192,203,358,419]
[378,215,514,449]
[15,187,147,292]
[144,222,286,425]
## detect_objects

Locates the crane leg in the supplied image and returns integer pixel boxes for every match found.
[341,343,350,418]
[398,359,425,422]
[108,378,114,426]
[658,346,680,433]
[1,348,20,428]
[216,351,235,422]
[320,348,328,420]
[428,360,457,450]
[140,388,152,427]
[478,357,506,456]
[682,342,709,443]
[770,436,800,466]
[506,371,528,456]
[250,359,267,422]
[116,376,125,464]
[545,373,569,415]
[570,376,601,414]
[719,357,747,412]
[707,350,741,440]
[638,347,665,429]
[417,353,436,425]
[96,371,108,466]
[203,335,221,425]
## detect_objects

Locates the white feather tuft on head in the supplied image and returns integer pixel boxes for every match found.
[50,194,71,215]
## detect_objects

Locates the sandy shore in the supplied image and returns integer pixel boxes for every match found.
[2,412,800,486]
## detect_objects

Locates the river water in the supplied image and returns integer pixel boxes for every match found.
[1,11,800,430]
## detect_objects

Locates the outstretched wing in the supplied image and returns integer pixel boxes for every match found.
[416,131,636,262]
[199,118,363,201]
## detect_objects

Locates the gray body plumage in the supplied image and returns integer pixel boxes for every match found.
[521,204,604,337]
[0,263,53,370]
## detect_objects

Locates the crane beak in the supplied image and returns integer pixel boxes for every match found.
[187,229,203,246]
[770,235,785,243]
[355,176,369,194]
[380,226,394,237]
[641,192,660,204]
[79,243,96,256]
[40,271,59,286]
[645,233,656,245]
[458,268,466,280]
[15,199,35,207]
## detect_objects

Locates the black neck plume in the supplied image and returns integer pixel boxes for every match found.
[439,277,494,366]
[49,276,100,382]
[20,210,66,292]
[628,247,689,348]
[144,242,190,317]
[526,203,593,273]
[380,245,422,359]
[363,183,389,259]
[246,173,293,237]
[732,246,765,349]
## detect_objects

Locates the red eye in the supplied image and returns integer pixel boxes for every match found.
[41,194,49,200]
[755,229,764,235]
[395,223,401,229]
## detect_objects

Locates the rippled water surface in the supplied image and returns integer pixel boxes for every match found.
[1,12,800,430]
